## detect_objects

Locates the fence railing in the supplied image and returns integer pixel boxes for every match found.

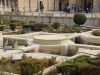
[0,11,100,18]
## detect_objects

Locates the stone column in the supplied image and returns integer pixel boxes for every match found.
[69,0,76,5]
[75,0,79,12]
[3,38,8,47]
[93,0,98,12]
[12,39,18,48]
[37,0,39,9]
[5,0,7,11]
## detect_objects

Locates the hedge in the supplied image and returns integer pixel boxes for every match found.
[73,13,87,27]
[10,20,19,23]
[34,23,43,31]
[53,22,60,30]
[57,55,100,75]
[29,21,35,23]
[22,23,35,31]
[64,27,75,33]
[9,23,16,31]
[0,25,5,31]
[92,30,100,36]
[3,20,10,25]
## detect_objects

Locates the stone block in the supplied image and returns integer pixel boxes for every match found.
[46,13,53,17]
[54,13,60,17]
[40,13,46,17]
[1,12,4,15]
[60,46,68,56]
[33,13,39,16]
[12,16,18,20]
[61,13,66,17]
[25,12,32,16]
[28,49,35,53]
[51,18,57,23]
[18,16,23,21]
[35,17,42,23]
[13,40,18,48]
[40,46,51,54]
[43,17,49,23]
[57,18,64,24]
[21,12,24,15]
[51,48,60,55]
[23,16,27,21]
[4,12,9,15]
[68,45,78,55]
[16,12,21,15]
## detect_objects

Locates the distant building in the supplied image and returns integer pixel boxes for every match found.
[0,0,99,12]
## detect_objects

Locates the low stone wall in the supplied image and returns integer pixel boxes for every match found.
[80,31,100,45]
[40,45,69,56]
[68,44,100,55]
[1,13,100,27]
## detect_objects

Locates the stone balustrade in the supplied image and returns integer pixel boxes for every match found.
[3,37,28,48]
[80,31,100,44]
[68,44,100,55]
[1,12,99,27]
[0,12,99,18]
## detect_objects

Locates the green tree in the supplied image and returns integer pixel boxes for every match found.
[73,13,87,27]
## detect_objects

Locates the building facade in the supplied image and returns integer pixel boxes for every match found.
[0,0,99,12]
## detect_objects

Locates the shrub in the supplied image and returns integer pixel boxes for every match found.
[56,28,61,33]
[56,55,100,75]
[29,21,35,23]
[17,29,28,34]
[20,20,26,24]
[3,20,10,25]
[10,20,19,23]
[73,13,87,27]
[19,57,47,75]
[34,23,43,31]
[22,23,35,31]
[75,27,81,33]
[9,23,16,31]
[92,30,100,36]
[53,22,60,30]
[0,55,57,75]
[14,22,21,26]
[19,56,56,75]
[72,26,81,33]
[0,25,5,31]
[61,24,68,32]
[64,27,74,33]
[42,24,52,31]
